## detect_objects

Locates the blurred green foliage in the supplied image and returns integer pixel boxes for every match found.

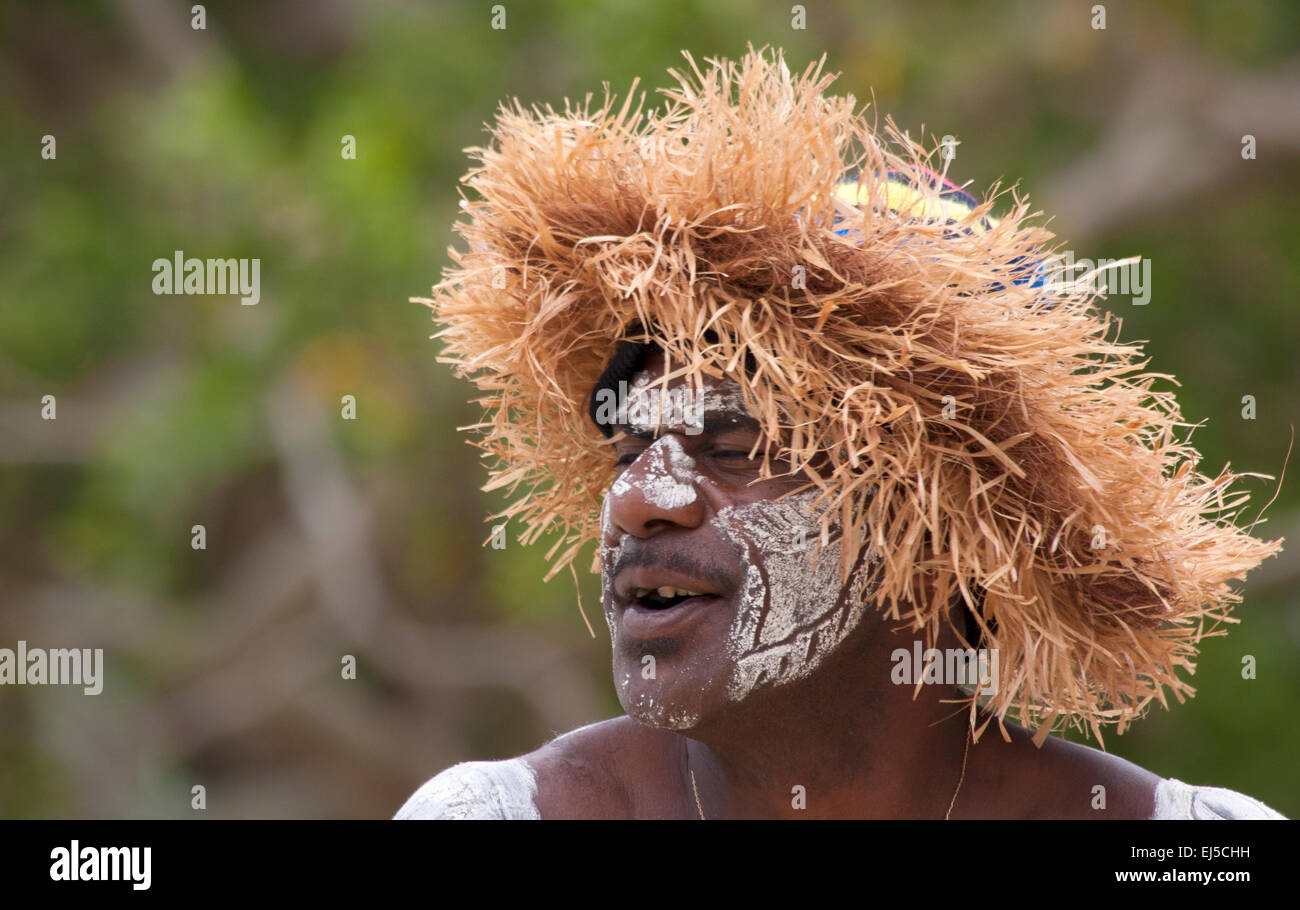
[0,0,1296,818]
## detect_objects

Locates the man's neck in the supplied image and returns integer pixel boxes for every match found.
[677,620,979,819]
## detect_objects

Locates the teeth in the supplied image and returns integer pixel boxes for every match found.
[630,585,704,601]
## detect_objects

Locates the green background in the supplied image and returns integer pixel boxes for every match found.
[0,0,1296,818]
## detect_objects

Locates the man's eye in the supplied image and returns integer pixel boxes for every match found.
[713,448,760,462]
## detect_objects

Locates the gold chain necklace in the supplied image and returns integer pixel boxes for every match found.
[687,727,971,820]
[945,725,971,820]
[690,763,707,820]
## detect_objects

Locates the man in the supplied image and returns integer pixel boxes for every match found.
[397,48,1285,819]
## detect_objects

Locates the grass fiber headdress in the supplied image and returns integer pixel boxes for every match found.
[418,46,1282,744]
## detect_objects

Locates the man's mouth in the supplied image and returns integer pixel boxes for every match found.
[630,585,708,610]
[614,568,728,639]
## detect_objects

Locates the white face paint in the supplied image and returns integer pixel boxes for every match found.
[715,489,880,701]
[601,363,879,728]
[608,434,699,510]
[601,493,621,644]
[602,445,705,730]
[622,368,706,437]
[627,691,702,730]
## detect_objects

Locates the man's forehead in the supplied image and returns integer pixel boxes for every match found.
[616,360,758,437]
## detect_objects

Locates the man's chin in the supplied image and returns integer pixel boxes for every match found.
[627,708,701,731]
[618,681,712,732]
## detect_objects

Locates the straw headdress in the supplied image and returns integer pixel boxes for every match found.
[418,46,1282,743]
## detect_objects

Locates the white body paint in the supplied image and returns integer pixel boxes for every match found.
[1150,779,1287,819]
[609,434,698,510]
[393,758,540,819]
[632,694,704,731]
[621,369,707,436]
[603,419,707,729]
[715,490,880,701]
[620,370,750,439]
[601,365,879,727]
[601,494,622,645]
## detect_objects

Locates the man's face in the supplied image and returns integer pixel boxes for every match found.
[600,351,880,730]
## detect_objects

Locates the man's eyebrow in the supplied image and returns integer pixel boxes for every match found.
[702,412,761,435]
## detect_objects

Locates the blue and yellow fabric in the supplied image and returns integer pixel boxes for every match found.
[831,168,1046,291]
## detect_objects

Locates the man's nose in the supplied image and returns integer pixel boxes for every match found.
[606,435,706,538]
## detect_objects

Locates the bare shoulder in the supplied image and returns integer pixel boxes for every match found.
[1151,777,1287,819]
[394,756,542,819]
[972,722,1163,819]
[525,715,681,819]
[393,716,675,820]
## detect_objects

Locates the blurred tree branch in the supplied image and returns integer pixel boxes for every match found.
[1044,53,1300,240]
